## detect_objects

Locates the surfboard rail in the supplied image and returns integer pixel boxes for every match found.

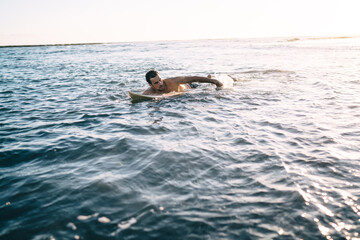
[128,91,183,101]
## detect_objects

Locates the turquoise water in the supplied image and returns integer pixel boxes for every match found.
[1,37,360,239]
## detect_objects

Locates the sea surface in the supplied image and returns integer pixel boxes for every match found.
[1,37,360,240]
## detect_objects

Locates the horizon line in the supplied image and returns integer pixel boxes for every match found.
[1,35,359,48]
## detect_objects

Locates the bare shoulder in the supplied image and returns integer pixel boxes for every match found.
[164,77,186,84]
[163,78,184,91]
[142,88,156,95]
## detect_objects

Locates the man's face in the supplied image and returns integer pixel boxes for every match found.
[150,75,165,92]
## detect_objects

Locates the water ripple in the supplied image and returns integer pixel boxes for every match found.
[1,38,360,239]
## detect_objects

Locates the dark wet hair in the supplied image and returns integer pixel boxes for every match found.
[145,70,159,84]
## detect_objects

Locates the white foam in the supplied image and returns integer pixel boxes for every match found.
[214,74,234,89]
[66,222,77,230]
[118,217,137,230]
[77,213,99,221]
[98,216,111,223]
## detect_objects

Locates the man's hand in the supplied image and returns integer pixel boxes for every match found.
[215,81,224,89]
[206,74,223,88]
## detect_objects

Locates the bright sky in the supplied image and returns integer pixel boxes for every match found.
[0,0,359,46]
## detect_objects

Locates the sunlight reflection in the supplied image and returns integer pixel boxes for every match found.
[296,181,360,239]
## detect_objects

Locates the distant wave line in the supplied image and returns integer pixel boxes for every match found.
[0,42,107,49]
[287,35,360,42]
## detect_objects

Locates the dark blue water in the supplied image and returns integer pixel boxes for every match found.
[1,37,360,239]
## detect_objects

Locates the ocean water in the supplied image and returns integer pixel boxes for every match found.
[1,37,360,240]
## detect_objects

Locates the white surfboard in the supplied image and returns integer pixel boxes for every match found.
[128,91,183,101]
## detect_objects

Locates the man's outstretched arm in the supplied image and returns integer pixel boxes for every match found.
[169,76,223,88]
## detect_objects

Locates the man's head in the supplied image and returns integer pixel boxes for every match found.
[145,70,165,92]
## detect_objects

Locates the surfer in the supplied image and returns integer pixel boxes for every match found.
[143,70,223,95]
